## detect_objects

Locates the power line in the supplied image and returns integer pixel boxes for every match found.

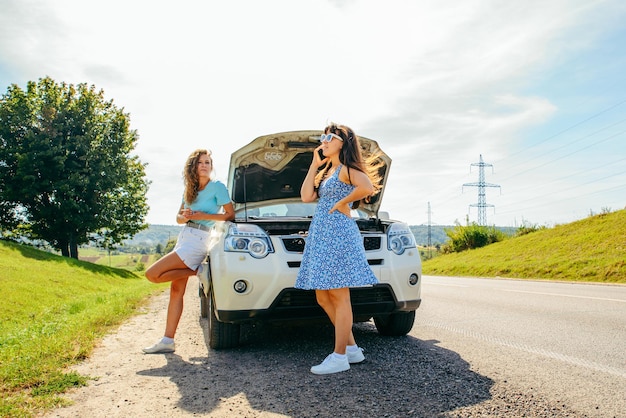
[427,202,432,258]
[422,100,626,226]
[496,181,626,217]
[495,98,626,164]
[499,129,626,182]
[505,155,626,195]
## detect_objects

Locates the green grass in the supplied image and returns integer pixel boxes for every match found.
[0,240,167,418]
[423,209,626,283]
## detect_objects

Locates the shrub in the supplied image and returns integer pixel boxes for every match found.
[442,222,505,253]
[516,222,546,236]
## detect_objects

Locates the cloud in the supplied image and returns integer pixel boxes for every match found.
[1,0,625,227]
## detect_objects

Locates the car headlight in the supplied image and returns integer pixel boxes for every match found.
[387,222,416,255]
[224,223,274,259]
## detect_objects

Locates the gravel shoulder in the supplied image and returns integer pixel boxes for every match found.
[43,280,589,418]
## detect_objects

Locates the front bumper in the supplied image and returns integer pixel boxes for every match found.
[216,284,422,323]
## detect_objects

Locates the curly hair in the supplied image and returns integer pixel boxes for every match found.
[183,149,212,204]
[314,123,383,208]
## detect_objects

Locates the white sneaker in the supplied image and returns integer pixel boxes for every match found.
[310,354,350,375]
[197,263,209,296]
[347,347,365,364]
[142,341,175,354]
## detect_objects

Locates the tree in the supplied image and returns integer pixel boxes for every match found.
[0,76,150,258]
[163,239,176,254]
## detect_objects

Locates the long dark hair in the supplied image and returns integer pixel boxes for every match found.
[183,149,212,204]
[314,123,383,207]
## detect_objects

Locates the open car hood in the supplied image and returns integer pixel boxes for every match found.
[228,130,391,218]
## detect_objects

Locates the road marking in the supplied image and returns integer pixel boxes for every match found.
[427,282,470,288]
[503,289,626,303]
[420,320,626,379]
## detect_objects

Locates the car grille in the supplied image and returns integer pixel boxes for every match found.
[363,236,381,251]
[281,235,381,253]
[282,237,307,252]
[287,259,382,268]
[273,285,396,309]
[268,285,398,319]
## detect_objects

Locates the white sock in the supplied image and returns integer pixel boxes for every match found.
[332,352,347,360]
[161,336,174,344]
[347,344,360,352]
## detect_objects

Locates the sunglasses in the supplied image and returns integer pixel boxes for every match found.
[319,133,344,143]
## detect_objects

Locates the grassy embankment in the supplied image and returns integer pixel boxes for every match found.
[0,241,167,418]
[423,209,626,283]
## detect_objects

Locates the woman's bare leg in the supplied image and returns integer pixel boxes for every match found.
[145,251,195,339]
[315,288,357,353]
[145,252,194,283]
[164,277,189,338]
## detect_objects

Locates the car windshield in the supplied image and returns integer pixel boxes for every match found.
[236,203,317,218]
[235,202,372,219]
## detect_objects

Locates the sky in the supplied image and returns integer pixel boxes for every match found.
[1,0,625,228]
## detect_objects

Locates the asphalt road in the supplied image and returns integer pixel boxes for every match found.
[413,276,626,418]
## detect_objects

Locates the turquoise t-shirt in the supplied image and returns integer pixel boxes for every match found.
[183,180,231,228]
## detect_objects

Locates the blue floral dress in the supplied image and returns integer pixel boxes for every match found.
[295,165,378,290]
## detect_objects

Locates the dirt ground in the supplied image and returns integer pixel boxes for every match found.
[42,279,587,418]
[45,279,456,418]
[44,279,294,417]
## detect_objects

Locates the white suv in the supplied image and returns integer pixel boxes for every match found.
[198,130,422,349]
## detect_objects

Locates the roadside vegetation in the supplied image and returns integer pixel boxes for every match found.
[440,222,508,253]
[423,209,626,283]
[0,240,166,418]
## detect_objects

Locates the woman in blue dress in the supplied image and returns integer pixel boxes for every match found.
[296,123,382,375]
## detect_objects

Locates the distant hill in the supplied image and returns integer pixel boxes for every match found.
[124,224,182,247]
[409,225,450,246]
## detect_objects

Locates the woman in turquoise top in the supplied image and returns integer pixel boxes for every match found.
[143,149,234,354]
[296,123,382,374]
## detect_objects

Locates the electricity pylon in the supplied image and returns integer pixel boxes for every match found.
[462,154,500,225]
[427,202,432,258]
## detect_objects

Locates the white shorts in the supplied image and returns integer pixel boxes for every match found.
[173,226,212,271]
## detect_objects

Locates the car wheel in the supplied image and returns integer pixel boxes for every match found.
[199,288,209,319]
[373,310,416,336]
[208,292,241,349]
[197,260,211,319]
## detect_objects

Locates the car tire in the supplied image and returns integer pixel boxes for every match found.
[199,288,209,319]
[208,292,241,349]
[373,310,416,336]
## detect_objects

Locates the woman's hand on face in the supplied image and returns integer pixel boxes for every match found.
[312,145,329,169]
[329,201,351,217]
